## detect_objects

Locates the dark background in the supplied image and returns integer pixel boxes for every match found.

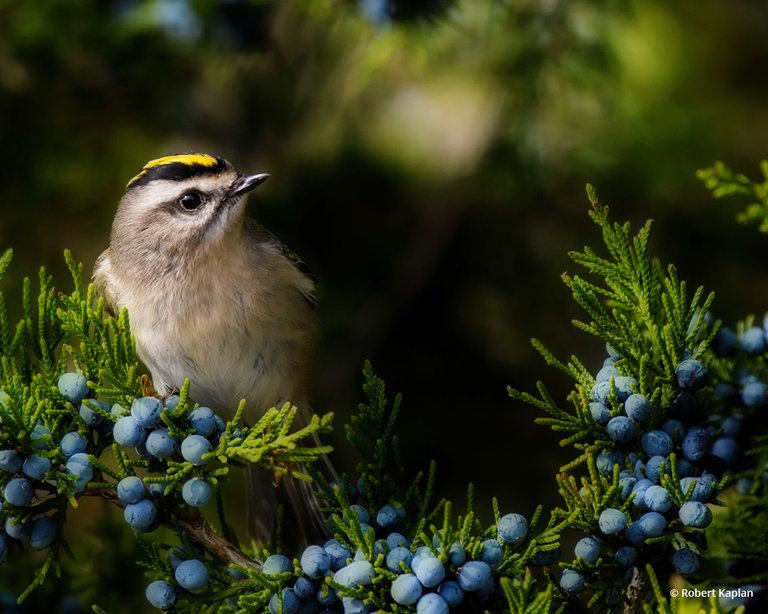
[2,0,768,525]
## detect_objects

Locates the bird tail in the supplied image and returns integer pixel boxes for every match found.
[246,464,278,546]
[246,463,332,552]
[245,404,338,551]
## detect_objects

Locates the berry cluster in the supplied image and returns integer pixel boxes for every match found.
[110,395,227,530]
[64,371,233,535]
[0,369,232,609]
[709,322,768,492]
[711,322,768,422]
[145,549,212,610]
[561,345,725,593]
[0,373,99,562]
[259,493,530,614]
[113,396,223,468]
[78,384,229,606]
[560,312,768,600]
[94,381,229,609]
[0,441,59,556]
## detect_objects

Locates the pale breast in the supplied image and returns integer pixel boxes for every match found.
[96,227,316,418]
[115,257,314,416]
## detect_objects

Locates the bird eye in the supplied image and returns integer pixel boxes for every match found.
[179,192,202,211]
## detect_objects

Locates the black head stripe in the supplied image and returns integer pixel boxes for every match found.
[126,154,232,191]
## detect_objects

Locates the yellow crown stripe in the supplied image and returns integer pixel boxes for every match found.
[127,153,221,187]
[142,153,220,170]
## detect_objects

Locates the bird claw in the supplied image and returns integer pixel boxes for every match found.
[140,374,178,401]
[140,374,164,400]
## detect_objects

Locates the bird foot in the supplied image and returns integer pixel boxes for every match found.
[140,374,179,401]
[140,374,164,400]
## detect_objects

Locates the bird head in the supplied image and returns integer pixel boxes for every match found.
[111,153,269,268]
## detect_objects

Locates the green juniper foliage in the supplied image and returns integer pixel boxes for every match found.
[697,160,768,232]
[695,161,768,594]
[2,171,768,612]
[509,184,764,612]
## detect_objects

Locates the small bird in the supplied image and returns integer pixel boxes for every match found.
[94,153,325,545]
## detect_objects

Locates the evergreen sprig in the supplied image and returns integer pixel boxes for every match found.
[504,184,768,612]
[510,188,716,456]
[697,160,768,231]
[566,188,715,399]
[57,249,140,408]
[344,361,407,510]
[227,403,335,481]
[499,573,555,614]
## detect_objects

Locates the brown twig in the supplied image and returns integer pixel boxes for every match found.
[624,565,647,614]
[177,510,261,570]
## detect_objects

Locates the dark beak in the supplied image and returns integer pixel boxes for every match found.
[227,173,270,199]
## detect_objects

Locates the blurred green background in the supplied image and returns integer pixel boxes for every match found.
[2,0,768,551]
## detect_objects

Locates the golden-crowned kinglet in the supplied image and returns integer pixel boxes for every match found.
[94,153,325,544]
